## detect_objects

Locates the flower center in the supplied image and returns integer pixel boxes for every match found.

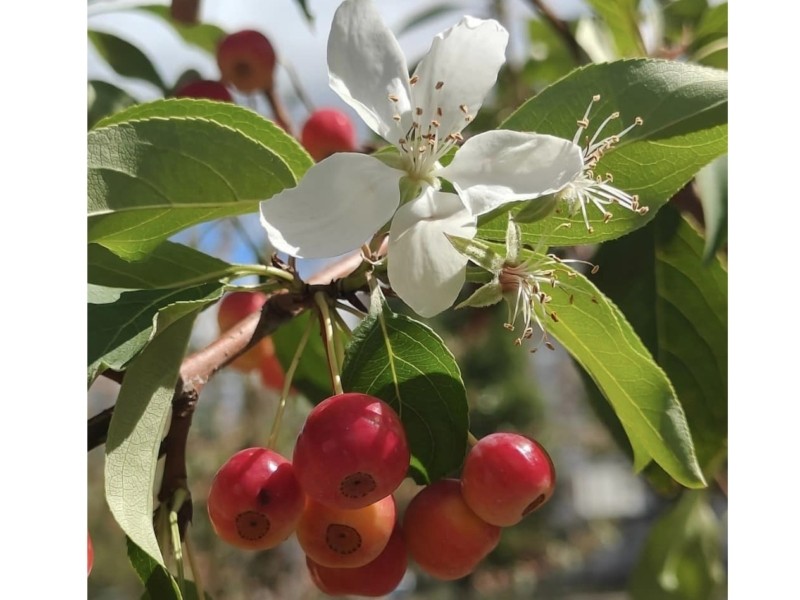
[388,76,472,183]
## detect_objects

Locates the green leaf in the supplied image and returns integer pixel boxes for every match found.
[587,208,726,479]
[292,0,314,23]
[89,241,232,289]
[88,282,223,382]
[89,30,167,91]
[694,155,727,263]
[480,59,728,247]
[89,80,137,129]
[514,247,705,487]
[273,311,332,404]
[128,537,212,599]
[585,0,646,57]
[690,2,727,51]
[137,5,225,55]
[106,316,194,566]
[522,19,580,88]
[341,304,469,484]
[630,491,725,600]
[88,99,313,260]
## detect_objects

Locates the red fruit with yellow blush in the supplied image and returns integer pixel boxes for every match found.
[216,291,275,372]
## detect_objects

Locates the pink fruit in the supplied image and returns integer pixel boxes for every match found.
[293,393,409,509]
[461,433,556,526]
[216,291,275,373]
[207,447,305,550]
[217,30,276,93]
[301,108,357,161]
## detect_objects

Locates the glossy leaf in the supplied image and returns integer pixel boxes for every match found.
[88,282,223,383]
[88,99,313,260]
[105,316,194,566]
[89,80,137,129]
[341,302,469,484]
[89,241,232,289]
[138,5,225,55]
[89,30,167,91]
[585,0,646,57]
[480,59,728,246]
[630,491,726,600]
[512,246,705,487]
[273,310,332,403]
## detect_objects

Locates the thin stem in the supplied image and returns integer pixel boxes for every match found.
[267,316,314,448]
[263,86,294,135]
[334,300,366,319]
[169,508,186,598]
[467,432,480,447]
[184,530,206,600]
[314,292,343,395]
[280,59,316,114]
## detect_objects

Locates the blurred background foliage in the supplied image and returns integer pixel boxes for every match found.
[88,0,727,598]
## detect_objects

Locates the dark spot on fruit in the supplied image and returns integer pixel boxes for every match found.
[522,494,546,516]
[340,472,377,499]
[326,524,362,555]
[236,511,270,540]
[257,488,271,505]
[234,62,252,79]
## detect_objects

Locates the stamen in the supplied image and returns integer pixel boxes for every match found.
[415,107,423,116]
[388,94,398,102]
[435,81,444,90]
[459,104,469,114]
[409,75,419,85]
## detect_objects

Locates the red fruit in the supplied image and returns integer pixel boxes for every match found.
[297,495,396,568]
[217,291,274,372]
[293,393,409,509]
[88,532,94,576]
[306,524,407,597]
[259,352,286,392]
[301,108,357,161]
[404,479,500,581]
[217,30,276,93]
[461,433,556,526]
[207,447,305,550]
[175,79,233,102]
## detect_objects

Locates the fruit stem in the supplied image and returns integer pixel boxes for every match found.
[169,501,186,597]
[264,86,295,135]
[267,315,313,448]
[314,291,343,395]
[184,529,206,600]
[467,432,480,447]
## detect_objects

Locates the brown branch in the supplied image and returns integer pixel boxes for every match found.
[264,86,295,136]
[526,0,586,64]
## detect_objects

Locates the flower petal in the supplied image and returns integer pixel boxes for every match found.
[411,17,508,138]
[439,130,584,216]
[260,153,401,258]
[388,189,476,317]
[328,0,412,144]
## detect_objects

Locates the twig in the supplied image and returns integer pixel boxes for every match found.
[526,0,586,64]
[264,87,295,135]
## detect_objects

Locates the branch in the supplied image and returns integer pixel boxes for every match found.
[526,0,586,64]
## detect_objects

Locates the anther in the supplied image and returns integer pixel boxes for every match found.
[431,120,440,128]
[459,104,469,114]
[590,265,600,275]
[435,81,444,90]
[436,107,443,117]
[409,75,419,85]
[550,311,559,323]
[415,107,423,116]
[388,94,399,102]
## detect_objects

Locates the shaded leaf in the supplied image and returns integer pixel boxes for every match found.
[88,99,312,260]
[138,5,225,55]
[341,303,469,484]
[89,80,137,129]
[89,241,232,289]
[479,59,728,246]
[106,316,194,565]
[128,537,213,599]
[89,30,167,91]
[585,0,646,57]
[273,311,332,404]
[694,156,727,263]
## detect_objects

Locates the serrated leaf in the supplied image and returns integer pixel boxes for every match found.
[89,99,313,260]
[137,5,225,55]
[88,282,223,382]
[106,316,194,566]
[341,306,469,483]
[89,30,167,91]
[89,80,137,129]
[89,241,232,289]
[585,0,646,57]
[273,311,332,404]
[479,59,728,247]
[517,246,705,487]
[630,491,725,600]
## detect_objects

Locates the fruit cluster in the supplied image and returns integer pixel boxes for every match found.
[207,390,556,596]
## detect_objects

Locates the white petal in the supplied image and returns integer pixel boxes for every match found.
[439,130,584,216]
[411,17,508,138]
[328,0,412,144]
[260,153,401,258]
[388,189,476,317]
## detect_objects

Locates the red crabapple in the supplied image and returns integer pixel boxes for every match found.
[306,524,407,597]
[88,532,93,576]
[217,30,276,93]
[296,495,396,569]
[404,479,500,581]
[174,79,233,102]
[207,447,305,550]
[216,291,275,372]
[293,393,409,510]
[300,108,357,161]
[461,433,556,526]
